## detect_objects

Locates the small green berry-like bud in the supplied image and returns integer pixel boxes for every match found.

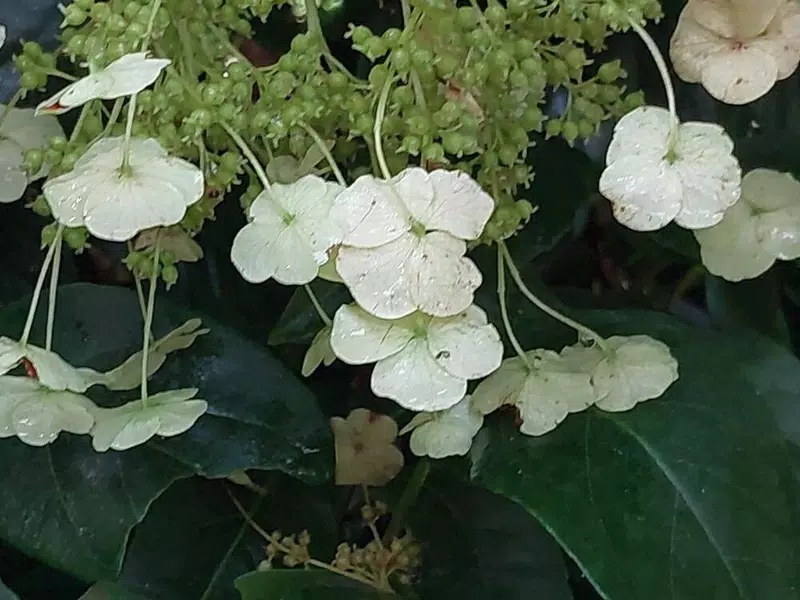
[597,60,623,83]
[161,264,179,288]
[64,227,89,252]
[21,149,44,176]
[63,4,88,26]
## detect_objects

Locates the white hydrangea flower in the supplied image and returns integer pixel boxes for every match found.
[560,336,678,412]
[471,349,596,437]
[36,52,171,115]
[101,319,210,390]
[90,388,208,452]
[301,325,336,377]
[331,167,494,319]
[330,303,502,412]
[0,337,104,392]
[43,136,204,242]
[400,395,483,459]
[330,408,404,487]
[231,175,344,285]
[0,376,96,447]
[599,106,741,231]
[0,105,64,203]
[694,168,800,281]
[670,0,800,105]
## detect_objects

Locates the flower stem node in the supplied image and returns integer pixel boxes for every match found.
[331,167,495,319]
[599,105,741,231]
[43,136,204,242]
[230,174,345,285]
[0,377,96,447]
[400,394,483,459]
[694,168,800,281]
[330,303,502,412]
[90,388,208,452]
[35,52,171,116]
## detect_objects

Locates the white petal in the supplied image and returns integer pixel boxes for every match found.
[279,175,344,260]
[0,377,40,438]
[336,234,418,319]
[699,46,778,105]
[741,168,800,212]
[516,363,594,436]
[408,395,483,458]
[0,338,25,374]
[393,168,495,240]
[470,356,529,415]
[0,149,28,202]
[605,106,674,164]
[694,201,775,281]
[301,325,337,377]
[231,220,321,285]
[371,338,466,411]
[44,168,101,228]
[0,107,63,180]
[599,156,683,231]
[12,389,95,446]
[37,77,109,115]
[686,0,739,38]
[26,344,104,393]
[593,335,679,412]
[748,0,800,79]
[410,231,483,317]
[673,122,741,228]
[0,25,5,50]
[755,206,800,260]
[330,304,415,364]
[330,175,410,247]
[426,306,502,380]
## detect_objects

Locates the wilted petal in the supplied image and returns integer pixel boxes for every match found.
[699,46,777,105]
[670,9,732,83]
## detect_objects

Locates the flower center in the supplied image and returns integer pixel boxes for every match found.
[663,145,678,165]
[117,163,135,178]
[409,218,427,237]
[282,212,295,225]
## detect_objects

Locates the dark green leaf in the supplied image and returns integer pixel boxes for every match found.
[472,307,800,600]
[269,280,350,346]
[118,476,339,600]
[705,271,792,348]
[235,571,384,600]
[409,475,572,600]
[0,579,18,600]
[79,582,151,600]
[0,283,331,582]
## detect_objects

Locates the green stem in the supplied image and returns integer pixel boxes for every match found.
[69,103,91,142]
[304,284,332,327]
[45,225,65,351]
[45,69,78,82]
[20,232,61,347]
[140,241,161,408]
[382,458,430,545]
[627,17,677,134]
[120,95,138,171]
[373,75,395,180]
[0,89,23,130]
[499,242,609,352]
[101,98,124,138]
[303,0,359,82]
[221,121,272,193]
[298,121,346,186]
[497,245,531,370]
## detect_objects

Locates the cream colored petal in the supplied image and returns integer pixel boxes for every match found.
[686,0,738,38]
[469,355,529,415]
[755,205,800,259]
[742,168,800,212]
[101,52,171,97]
[673,122,741,228]
[516,369,588,437]
[605,106,674,164]
[426,305,503,380]
[694,201,775,281]
[410,231,483,317]
[341,408,399,447]
[371,338,466,411]
[670,10,732,84]
[535,352,597,413]
[12,389,95,447]
[1,107,64,181]
[0,163,28,203]
[330,304,415,364]
[593,335,679,412]
[331,410,404,486]
[730,0,782,38]
[330,175,410,248]
[0,377,40,438]
[43,168,103,228]
[0,338,25,374]
[395,168,495,240]
[699,46,778,104]
[599,156,684,231]
[336,234,418,319]
[36,77,109,116]
[26,344,104,393]
[748,0,800,79]
[302,325,337,377]
[408,396,483,458]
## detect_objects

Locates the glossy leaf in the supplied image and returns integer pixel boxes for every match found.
[235,571,384,600]
[118,476,339,600]
[79,582,150,600]
[472,306,800,599]
[0,283,331,582]
[409,476,573,600]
